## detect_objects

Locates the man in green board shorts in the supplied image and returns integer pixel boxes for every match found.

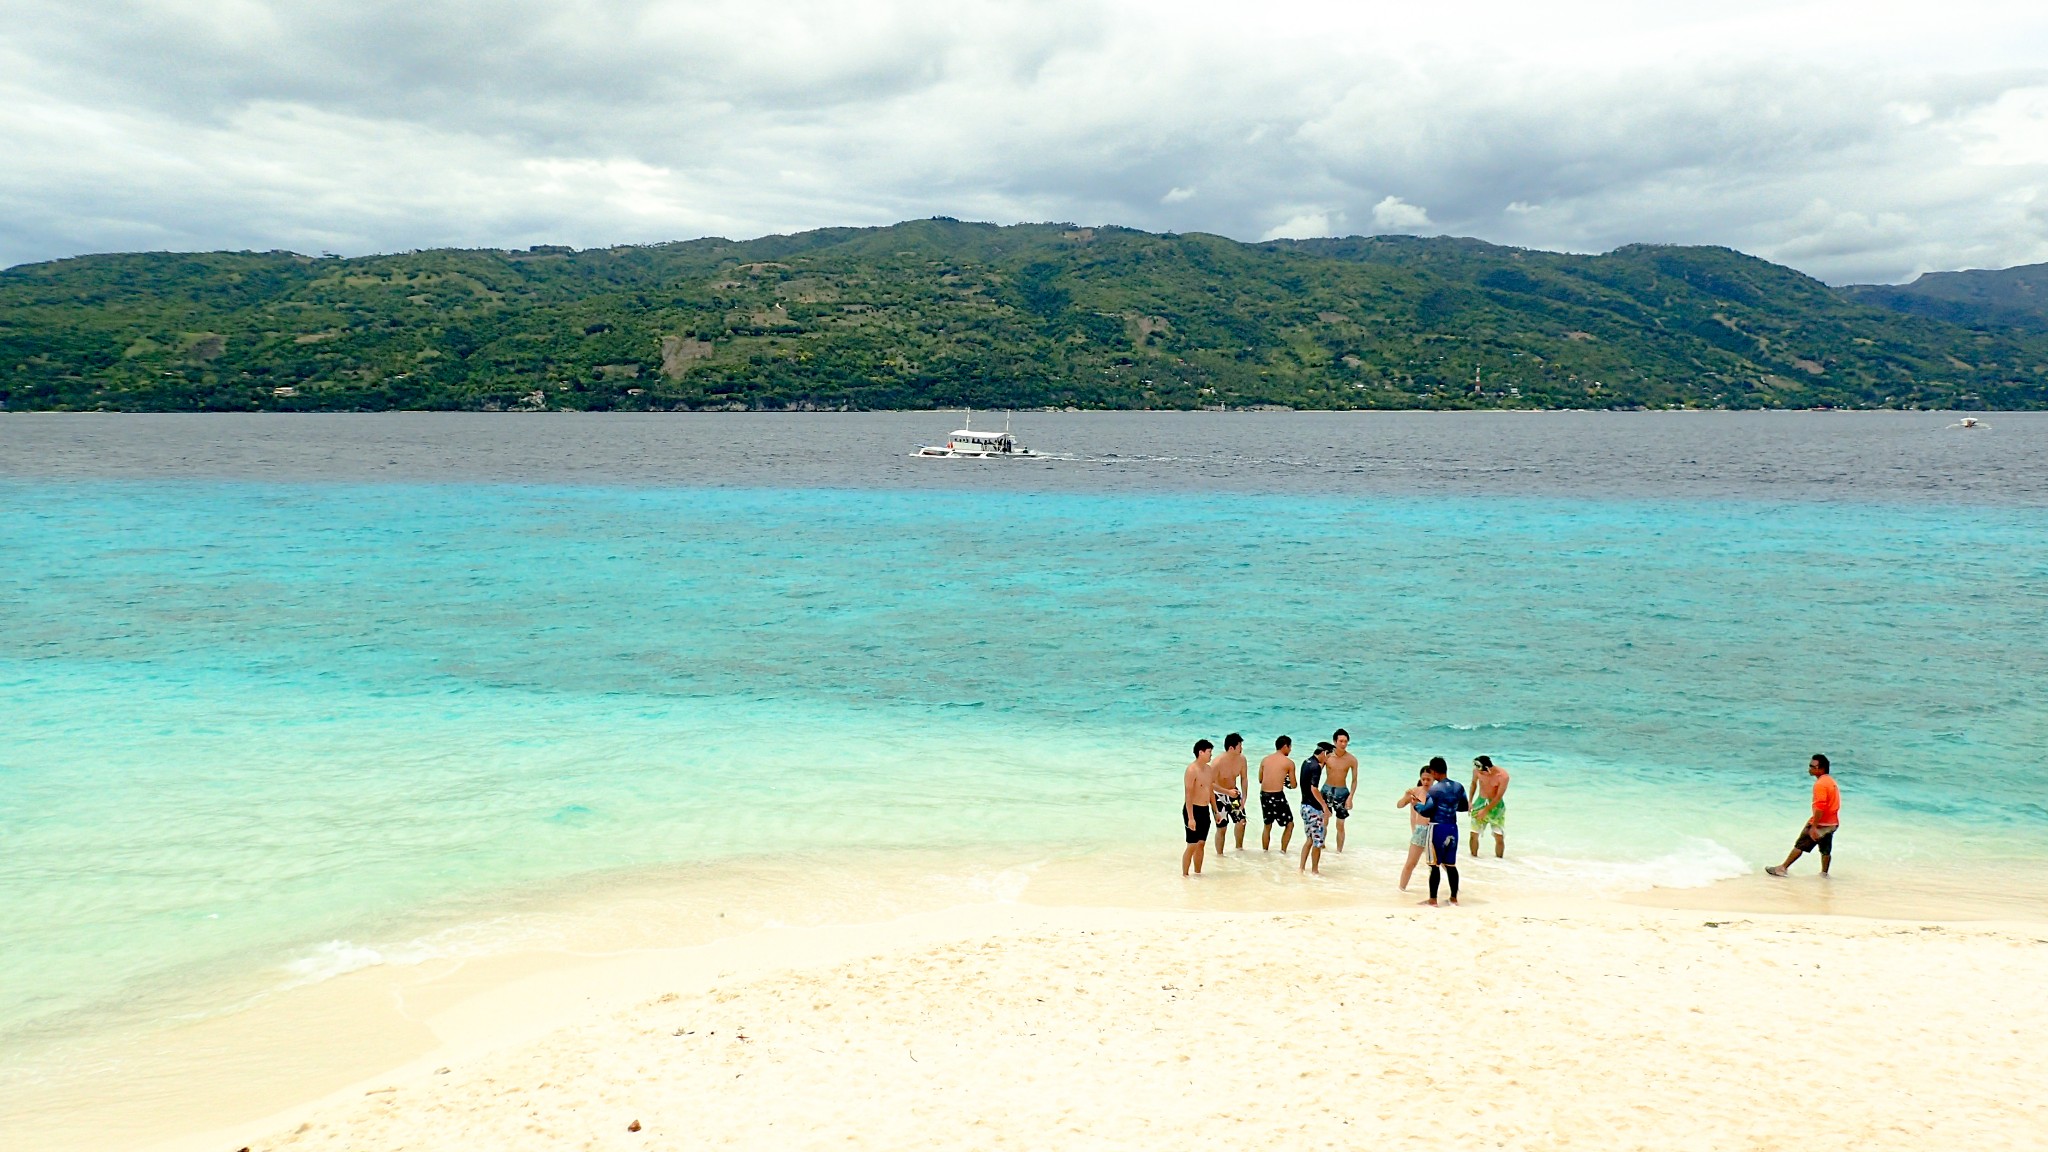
[1468,755,1510,859]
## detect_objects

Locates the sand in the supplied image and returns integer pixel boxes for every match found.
[137,895,2048,1152]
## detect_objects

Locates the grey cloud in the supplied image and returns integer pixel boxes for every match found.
[4,1,2048,282]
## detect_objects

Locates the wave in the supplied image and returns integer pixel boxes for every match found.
[1422,720,1585,733]
[1490,837,1749,893]
[279,939,446,988]
[278,918,537,991]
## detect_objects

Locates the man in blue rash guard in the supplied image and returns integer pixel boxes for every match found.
[1413,756,1470,906]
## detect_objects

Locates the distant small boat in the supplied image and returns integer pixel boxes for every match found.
[1948,416,1988,429]
[913,412,1041,458]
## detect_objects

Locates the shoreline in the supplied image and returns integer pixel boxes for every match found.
[6,855,2044,1152]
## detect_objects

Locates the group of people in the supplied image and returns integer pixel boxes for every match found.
[1180,730,1510,905]
[1181,735,1845,902]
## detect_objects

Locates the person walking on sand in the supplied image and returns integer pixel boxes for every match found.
[1183,739,1216,877]
[1414,756,1470,906]
[1324,728,1358,852]
[1468,755,1510,859]
[1258,735,1297,853]
[1396,770,1432,890]
[1212,733,1250,857]
[1298,742,1333,875]
[1766,754,1840,877]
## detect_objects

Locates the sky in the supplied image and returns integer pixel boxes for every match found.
[4,0,2048,283]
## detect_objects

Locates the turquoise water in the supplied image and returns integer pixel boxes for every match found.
[4,444,2048,1063]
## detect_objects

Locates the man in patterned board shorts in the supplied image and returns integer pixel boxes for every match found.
[1211,733,1250,856]
[1298,742,1334,875]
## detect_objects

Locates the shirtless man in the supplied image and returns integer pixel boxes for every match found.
[1182,739,1216,877]
[1257,736,1297,852]
[1323,728,1359,852]
[1211,733,1250,856]
[1298,742,1333,875]
[1468,755,1511,859]
[1395,770,1431,890]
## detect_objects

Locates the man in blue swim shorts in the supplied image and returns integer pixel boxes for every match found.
[1413,756,1470,906]
[1323,728,1358,852]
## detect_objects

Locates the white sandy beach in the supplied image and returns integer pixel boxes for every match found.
[92,887,2048,1152]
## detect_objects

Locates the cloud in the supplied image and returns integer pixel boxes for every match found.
[1370,196,1432,231]
[4,1,2048,282]
[1261,209,1339,240]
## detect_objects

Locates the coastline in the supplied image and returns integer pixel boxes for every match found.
[6,855,2043,1152]
[2,413,2043,1150]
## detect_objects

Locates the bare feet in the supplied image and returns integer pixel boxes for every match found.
[1419,898,1437,906]
[1765,866,1788,877]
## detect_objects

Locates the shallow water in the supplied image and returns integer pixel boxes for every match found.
[2,411,2044,1080]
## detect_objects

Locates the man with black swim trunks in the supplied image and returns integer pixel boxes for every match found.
[1212,733,1250,856]
[1258,735,1297,853]
[1414,756,1470,906]
[1183,739,1215,877]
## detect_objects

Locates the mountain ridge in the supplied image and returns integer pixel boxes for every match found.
[1841,262,2048,334]
[4,220,2044,411]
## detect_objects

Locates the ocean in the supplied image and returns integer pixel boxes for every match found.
[3,411,2045,1097]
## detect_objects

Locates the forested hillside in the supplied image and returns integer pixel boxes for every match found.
[4,219,2043,411]
[1842,262,2048,335]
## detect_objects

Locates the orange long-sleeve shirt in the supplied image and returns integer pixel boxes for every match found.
[1812,774,1841,825]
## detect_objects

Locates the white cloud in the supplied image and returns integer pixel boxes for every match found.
[1261,210,1338,240]
[1371,196,1433,231]
[3,1,2048,281]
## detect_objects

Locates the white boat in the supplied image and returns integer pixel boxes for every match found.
[1948,416,1987,429]
[913,412,1041,458]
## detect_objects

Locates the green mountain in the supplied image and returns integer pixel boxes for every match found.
[1841,263,2048,335]
[4,219,2043,411]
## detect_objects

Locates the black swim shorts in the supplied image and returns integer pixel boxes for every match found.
[1184,804,1213,845]
[1795,825,1837,854]
[1260,790,1293,826]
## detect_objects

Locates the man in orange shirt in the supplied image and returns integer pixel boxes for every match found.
[1767,754,1840,877]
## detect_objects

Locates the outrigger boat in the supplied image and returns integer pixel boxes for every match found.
[913,412,1041,458]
